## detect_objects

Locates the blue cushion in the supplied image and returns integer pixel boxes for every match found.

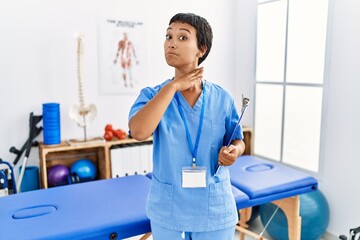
[0,175,151,240]
[231,185,250,209]
[229,156,318,203]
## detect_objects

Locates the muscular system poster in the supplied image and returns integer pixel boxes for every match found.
[98,17,146,95]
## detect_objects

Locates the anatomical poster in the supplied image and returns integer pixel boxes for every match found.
[98,17,147,95]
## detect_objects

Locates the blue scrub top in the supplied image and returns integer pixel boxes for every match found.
[129,79,243,232]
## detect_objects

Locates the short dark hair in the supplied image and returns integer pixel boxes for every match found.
[169,13,213,65]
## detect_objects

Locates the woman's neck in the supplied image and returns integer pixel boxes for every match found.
[183,79,202,93]
[180,80,203,107]
[176,67,202,87]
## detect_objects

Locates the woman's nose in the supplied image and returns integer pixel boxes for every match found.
[168,41,176,48]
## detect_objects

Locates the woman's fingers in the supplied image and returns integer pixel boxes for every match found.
[174,67,204,91]
[218,145,237,166]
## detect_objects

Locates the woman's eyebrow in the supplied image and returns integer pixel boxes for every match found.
[166,27,192,35]
[179,28,192,34]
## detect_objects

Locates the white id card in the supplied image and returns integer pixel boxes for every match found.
[182,166,206,188]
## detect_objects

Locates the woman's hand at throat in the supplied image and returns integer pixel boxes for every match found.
[171,67,204,92]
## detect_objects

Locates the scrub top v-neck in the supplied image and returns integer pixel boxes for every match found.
[129,79,243,232]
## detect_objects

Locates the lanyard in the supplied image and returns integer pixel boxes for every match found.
[175,82,206,168]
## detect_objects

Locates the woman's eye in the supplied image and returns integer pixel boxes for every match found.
[165,35,171,40]
[179,36,187,41]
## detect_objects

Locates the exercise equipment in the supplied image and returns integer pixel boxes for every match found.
[42,103,61,145]
[229,155,318,240]
[8,112,42,192]
[47,164,70,187]
[259,189,329,240]
[69,159,97,183]
[0,159,17,195]
[0,168,9,196]
[340,226,360,240]
[9,123,42,166]
[19,166,39,192]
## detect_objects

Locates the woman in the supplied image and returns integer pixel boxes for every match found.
[128,13,245,240]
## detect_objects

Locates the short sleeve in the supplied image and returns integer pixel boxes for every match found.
[128,87,155,122]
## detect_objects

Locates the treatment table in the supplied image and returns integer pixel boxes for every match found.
[229,155,318,239]
[0,155,317,240]
[0,175,151,240]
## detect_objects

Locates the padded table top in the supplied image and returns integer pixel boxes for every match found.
[0,175,151,240]
[229,155,318,207]
[231,185,250,209]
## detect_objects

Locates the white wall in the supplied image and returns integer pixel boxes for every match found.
[320,0,360,236]
[1,0,359,238]
[234,1,257,126]
[0,0,238,165]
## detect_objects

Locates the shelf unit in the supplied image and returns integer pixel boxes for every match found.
[38,137,152,188]
[38,128,252,189]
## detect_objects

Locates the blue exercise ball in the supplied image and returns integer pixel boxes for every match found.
[70,159,97,183]
[259,189,330,240]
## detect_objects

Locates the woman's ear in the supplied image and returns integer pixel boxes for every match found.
[199,46,207,58]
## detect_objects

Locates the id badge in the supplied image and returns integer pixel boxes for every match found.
[182,166,207,188]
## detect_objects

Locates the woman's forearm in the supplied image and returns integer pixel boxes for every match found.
[231,139,246,158]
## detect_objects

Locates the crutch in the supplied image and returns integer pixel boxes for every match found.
[16,112,42,192]
[9,125,42,166]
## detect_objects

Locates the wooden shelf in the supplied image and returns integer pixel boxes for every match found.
[39,128,251,189]
[243,127,253,155]
[38,137,152,189]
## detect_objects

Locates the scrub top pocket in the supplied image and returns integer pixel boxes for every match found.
[146,175,174,220]
[208,172,237,224]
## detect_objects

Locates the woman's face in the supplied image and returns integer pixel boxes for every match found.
[164,22,201,69]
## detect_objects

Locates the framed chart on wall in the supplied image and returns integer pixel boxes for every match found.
[98,17,147,95]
